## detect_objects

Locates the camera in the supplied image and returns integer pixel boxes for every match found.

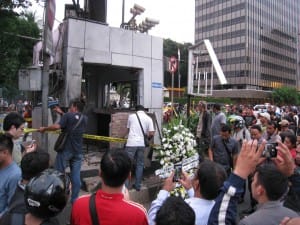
[173,163,182,182]
[262,143,278,158]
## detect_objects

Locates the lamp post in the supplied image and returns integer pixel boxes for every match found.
[178,48,181,97]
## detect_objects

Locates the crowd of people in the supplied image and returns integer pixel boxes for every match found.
[0,99,300,225]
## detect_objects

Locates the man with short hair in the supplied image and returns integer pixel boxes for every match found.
[125,105,155,191]
[238,164,298,225]
[39,98,87,203]
[155,196,195,225]
[196,101,211,156]
[207,140,300,225]
[211,103,226,139]
[0,150,50,224]
[0,134,21,217]
[71,149,148,225]
[263,121,281,143]
[208,124,239,175]
[3,112,34,165]
[148,160,227,225]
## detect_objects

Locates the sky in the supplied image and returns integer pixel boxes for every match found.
[30,0,195,44]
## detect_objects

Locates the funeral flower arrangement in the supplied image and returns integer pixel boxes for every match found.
[155,120,198,198]
[157,124,197,167]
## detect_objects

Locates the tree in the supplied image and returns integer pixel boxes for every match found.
[0,9,40,100]
[272,86,300,106]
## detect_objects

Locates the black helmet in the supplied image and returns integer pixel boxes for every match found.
[25,168,70,219]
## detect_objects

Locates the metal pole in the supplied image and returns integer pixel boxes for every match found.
[121,0,125,26]
[171,72,174,116]
[178,60,180,97]
[41,0,50,150]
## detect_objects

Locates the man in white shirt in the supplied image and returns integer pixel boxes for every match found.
[125,105,155,191]
[148,160,227,225]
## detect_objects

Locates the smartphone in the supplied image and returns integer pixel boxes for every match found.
[262,142,278,158]
[173,163,182,182]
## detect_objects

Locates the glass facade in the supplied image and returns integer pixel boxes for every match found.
[195,0,300,93]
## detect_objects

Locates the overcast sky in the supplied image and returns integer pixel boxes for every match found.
[30,0,195,44]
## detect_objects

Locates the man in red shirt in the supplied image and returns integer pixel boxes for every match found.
[70,149,148,225]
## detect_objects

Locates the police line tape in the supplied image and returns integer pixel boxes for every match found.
[23,128,127,143]
[2,128,160,145]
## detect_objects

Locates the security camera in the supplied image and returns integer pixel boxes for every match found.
[145,17,159,25]
[133,4,145,13]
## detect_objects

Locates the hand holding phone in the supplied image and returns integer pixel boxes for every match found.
[173,163,182,182]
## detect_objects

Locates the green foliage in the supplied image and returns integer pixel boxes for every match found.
[272,87,300,106]
[0,10,40,99]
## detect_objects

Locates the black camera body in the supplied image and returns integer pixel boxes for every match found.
[262,142,278,158]
[173,163,182,182]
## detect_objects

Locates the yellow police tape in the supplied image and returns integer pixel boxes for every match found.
[2,128,159,147]
[24,128,127,143]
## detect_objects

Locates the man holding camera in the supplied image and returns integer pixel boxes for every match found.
[208,140,300,225]
[148,160,227,225]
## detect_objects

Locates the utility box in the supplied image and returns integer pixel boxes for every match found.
[18,66,42,91]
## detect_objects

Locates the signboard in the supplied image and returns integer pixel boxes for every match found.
[155,154,199,179]
[168,56,178,73]
[152,82,162,88]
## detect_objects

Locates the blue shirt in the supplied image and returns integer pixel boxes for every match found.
[59,112,87,153]
[211,135,239,170]
[0,161,21,216]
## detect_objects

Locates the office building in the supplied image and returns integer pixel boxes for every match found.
[194,0,300,101]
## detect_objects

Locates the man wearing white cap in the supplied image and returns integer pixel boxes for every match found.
[279,119,294,135]
[257,112,270,133]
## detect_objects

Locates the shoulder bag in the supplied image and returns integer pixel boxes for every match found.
[135,112,150,147]
[89,192,100,225]
[54,114,83,152]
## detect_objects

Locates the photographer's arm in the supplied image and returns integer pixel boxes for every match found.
[148,172,175,225]
[273,142,300,196]
[207,140,266,225]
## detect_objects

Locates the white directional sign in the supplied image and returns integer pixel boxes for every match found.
[155,154,199,179]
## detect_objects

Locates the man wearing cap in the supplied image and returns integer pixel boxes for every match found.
[279,120,294,135]
[257,112,270,133]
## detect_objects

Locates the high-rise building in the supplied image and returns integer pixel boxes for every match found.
[194,0,300,101]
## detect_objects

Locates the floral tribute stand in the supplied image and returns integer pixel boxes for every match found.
[154,122,199,198]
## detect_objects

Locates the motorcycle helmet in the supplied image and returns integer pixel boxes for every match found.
[25,168,70,219]
[228,115,245,129]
